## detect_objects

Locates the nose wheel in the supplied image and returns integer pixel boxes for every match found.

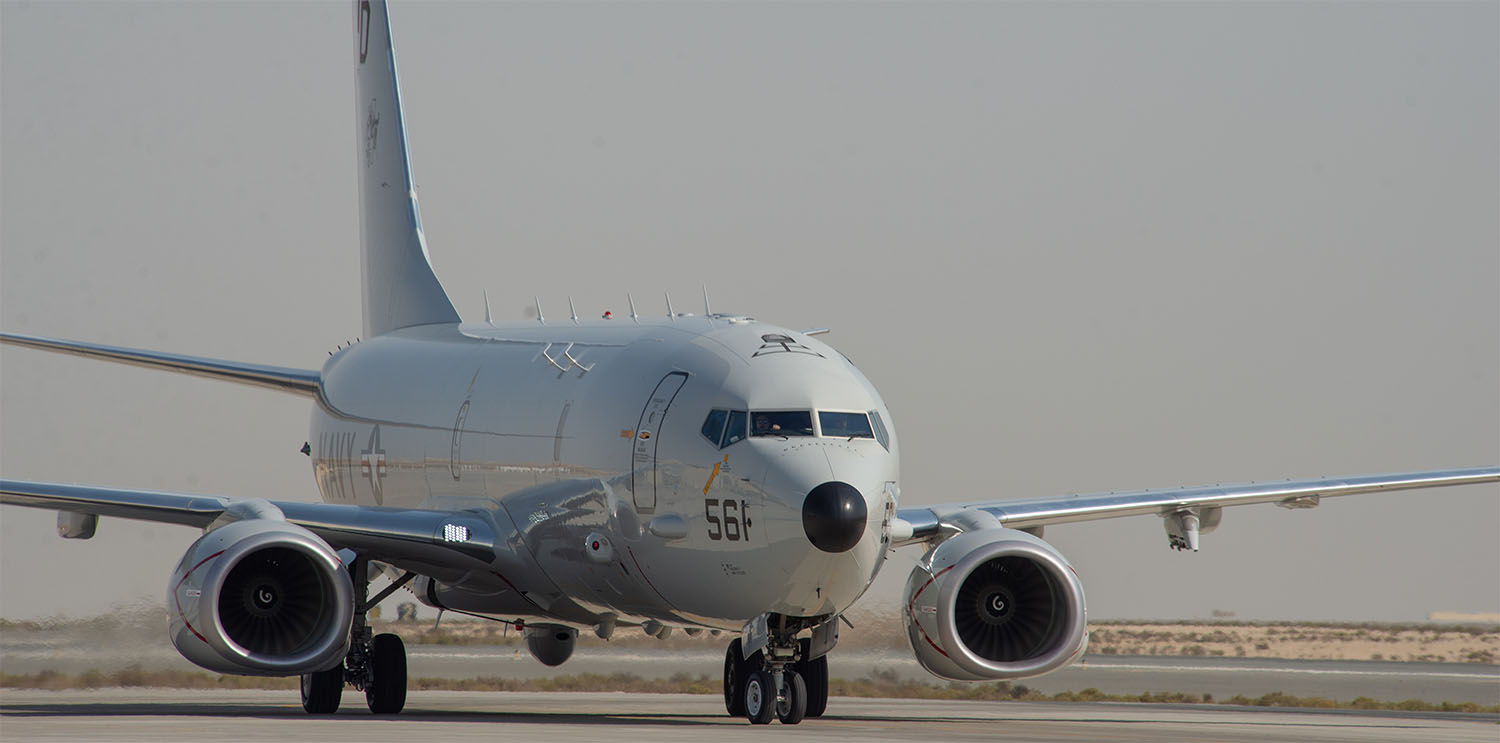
[724,637,821,725]
[741,669,804,726]
[743,668,805,725]
[744,669,775,724]
[774,669,807,725]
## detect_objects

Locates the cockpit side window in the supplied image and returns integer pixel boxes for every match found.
[819,411,874,439]
[751,410,814,437]
[701,409,729,447]
[723,410,748,447]
[868,409,890,450]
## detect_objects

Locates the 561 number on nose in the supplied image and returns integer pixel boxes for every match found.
[705,498,750,541]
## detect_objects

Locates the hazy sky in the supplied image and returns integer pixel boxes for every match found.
[2,1,1496,624]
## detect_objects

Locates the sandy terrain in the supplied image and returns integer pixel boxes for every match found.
[1083,622,1498,663]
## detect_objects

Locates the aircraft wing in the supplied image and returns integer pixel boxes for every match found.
[896,466,1500,544]
[0,332,321,396]
[0,479,497,574]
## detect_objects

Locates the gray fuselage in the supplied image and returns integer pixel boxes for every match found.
[309,316,899,631]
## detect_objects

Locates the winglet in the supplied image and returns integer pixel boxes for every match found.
[355,0,461,337]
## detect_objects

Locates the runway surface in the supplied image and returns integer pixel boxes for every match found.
[402,647,1500,705]
[2,689,1495,743]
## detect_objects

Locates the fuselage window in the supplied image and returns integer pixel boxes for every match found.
[701,409,729,447]
[751,410,814,437]
[723,410,748,447]
[819,411,874,439]
[868,409,890,450]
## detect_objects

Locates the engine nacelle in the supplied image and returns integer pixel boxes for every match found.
[524,623,578,666]
[904,528,1087,681]
[167,518,354,676]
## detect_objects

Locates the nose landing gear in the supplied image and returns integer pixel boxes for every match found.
[743,667,806,725]
[722,623,829,724]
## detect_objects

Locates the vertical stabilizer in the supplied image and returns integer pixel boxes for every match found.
[354,0,460,337]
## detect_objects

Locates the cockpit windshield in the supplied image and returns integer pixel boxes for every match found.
[701,409,749,448]
[818,411,874,439]
[704,409,877,445]
[723,410,748,446]
[751,410,814,437]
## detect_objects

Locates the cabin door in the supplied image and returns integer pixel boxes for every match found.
[631,372,688,514]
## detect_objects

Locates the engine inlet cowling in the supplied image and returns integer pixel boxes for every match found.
[904,528,1087,681]
[168,518,353,676]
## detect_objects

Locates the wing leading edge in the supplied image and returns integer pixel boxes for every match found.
[897,466,1500,543]
[0,332,320,396]
[0,479,496,571]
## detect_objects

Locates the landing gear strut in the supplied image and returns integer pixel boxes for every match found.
[722,616,828,725]
[300,557,413,715]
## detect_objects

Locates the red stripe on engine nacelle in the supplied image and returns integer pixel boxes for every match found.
[173,549,226,645]
[906,564,954,660]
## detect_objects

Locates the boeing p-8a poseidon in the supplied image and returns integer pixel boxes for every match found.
[3,0,1496,725]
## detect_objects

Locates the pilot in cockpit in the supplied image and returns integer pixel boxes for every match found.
[753,415,781,436]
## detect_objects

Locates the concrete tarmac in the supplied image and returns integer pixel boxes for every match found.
[401,647,1500,705]
[2,689,1495,743]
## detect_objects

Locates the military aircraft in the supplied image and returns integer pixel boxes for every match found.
[3,0,1495,726]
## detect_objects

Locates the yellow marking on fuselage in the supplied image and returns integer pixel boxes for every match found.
[620,429,634,439]
[703,454,729,494]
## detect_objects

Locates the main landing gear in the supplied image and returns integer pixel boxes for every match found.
[722,631,829,724]
[301,558,413,715]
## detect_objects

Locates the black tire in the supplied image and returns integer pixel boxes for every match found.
[796,638,829,718]
[723,638,746,716]
[300,664,343,714]
[744,669,775,725]
[365,633,407,715]
[776,669,807,725]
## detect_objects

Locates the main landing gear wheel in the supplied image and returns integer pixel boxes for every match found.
[299,665,343,714]
[723,638,747,716]
[365,633,407,714]
[744,669,775,725]
[776,669,807,725]
[795,638,829,718]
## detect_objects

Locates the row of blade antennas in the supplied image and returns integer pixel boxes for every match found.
[482,288,719,325]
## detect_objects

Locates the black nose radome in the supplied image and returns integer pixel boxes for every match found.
[802,481,867,553]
